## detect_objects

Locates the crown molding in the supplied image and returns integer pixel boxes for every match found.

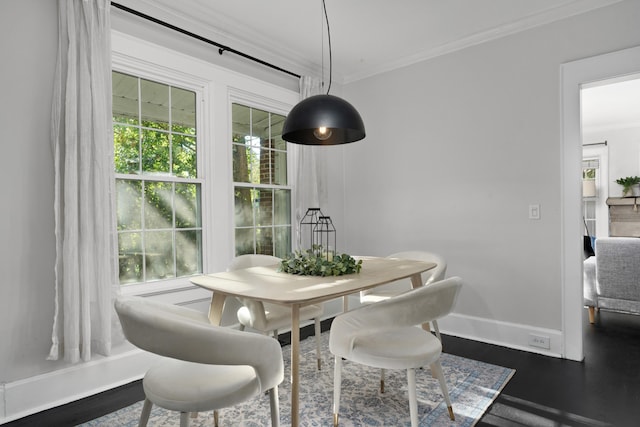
[342,0,623,84]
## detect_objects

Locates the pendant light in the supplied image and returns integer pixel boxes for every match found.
[282,0,365,145]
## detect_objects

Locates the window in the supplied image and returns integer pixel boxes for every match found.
[111,31,299,292]
[582,158,599,236]
[232,103,291,257]
[113,71,202,285]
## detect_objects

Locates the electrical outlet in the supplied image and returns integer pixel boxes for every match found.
[528,333,550,349]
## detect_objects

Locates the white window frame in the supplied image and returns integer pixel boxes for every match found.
[111,31,299,299]
[582,145,609,238]
[229,90,294,257]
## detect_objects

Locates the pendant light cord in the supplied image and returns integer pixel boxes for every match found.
[322,0,332,94]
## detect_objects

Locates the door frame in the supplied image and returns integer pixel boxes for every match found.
[561,45,640,361]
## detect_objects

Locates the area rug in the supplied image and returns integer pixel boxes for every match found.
[79,332,514,426]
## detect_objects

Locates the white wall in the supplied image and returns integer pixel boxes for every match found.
[0,0,59,382]
[337,0,640,350]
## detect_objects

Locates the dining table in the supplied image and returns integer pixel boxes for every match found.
[190,255,436,427]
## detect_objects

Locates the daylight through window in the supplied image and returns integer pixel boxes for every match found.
[232,103,291,257]
[113,71,203,285]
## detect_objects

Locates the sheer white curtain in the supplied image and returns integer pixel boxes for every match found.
[48,0,118,363]
[292,76,329,249]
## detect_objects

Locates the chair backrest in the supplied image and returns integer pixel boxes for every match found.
[332,277,463,357]
[594,237,640,300]
[361,251,447,297]
[227,255,283,328]
[388,251,447,285]
[228,254,282,271]
[115,295,284,392]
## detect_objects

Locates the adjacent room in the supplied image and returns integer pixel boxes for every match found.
[2,0,640,426]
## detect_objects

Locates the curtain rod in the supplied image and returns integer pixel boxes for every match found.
[110,2,301,79]
[583,141,607,147]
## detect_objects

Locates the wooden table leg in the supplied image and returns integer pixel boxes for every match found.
[208,292,226,325]
[290,304,301,427]
[410,273,423,289]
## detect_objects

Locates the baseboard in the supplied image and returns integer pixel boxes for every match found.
[439,312,563,358]
[340,295,563,357]
[0,347,159,425]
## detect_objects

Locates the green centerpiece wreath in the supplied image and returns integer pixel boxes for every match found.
[279,246,362,277]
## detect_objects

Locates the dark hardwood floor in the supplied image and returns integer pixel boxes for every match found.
[449,310,640,427]
[6,310,640,426]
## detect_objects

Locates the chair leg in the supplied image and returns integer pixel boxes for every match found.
[407,368,419,427]
[272,329,279,340]
[431,360,455,421]
[138,398,152,427]
[179,411,190,427]
[432,320,441,341]
[314,317,322,370]
[269,386,280,427]
[213,410,219,427]
[426,321,442,379]
[588,306,596,324]
[333,356,343,427]
[380,368,385,393]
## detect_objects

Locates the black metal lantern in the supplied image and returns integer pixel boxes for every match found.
[299,208,337,260]
[313,216,336,261]
[299,208,323,251]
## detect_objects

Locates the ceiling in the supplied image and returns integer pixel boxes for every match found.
[114,0,635,132]
[115,0,620,84]
[582,75,640,135]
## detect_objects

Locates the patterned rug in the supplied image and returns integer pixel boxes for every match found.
[80,332,514,426]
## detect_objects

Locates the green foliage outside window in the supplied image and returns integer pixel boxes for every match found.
[113,71,202,285]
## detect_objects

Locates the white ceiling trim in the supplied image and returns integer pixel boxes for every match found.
[343,0,623,83]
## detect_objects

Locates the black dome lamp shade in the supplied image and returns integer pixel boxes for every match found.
[282,94,365,145]
[282,0,365,146]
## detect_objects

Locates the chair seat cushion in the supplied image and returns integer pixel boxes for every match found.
[238,303,323,332]
[348,326,441,370]
[143,359,261,412]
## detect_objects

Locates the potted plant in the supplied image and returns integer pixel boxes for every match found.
[615,176,640,197]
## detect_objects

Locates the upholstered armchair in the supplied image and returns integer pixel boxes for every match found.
[115,295,284,427]
[360,251,447,339]
[584,237,640,323]
[330,277,463,426]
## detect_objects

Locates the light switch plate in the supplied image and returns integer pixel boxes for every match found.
[529,204,540,220]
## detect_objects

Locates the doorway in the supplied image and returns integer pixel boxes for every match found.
[561,45,640,361]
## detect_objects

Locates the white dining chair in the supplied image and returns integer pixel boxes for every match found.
[330,277,463,427]
[115,295,284,427]
[360,251,447,339]
[229,254,325,370]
